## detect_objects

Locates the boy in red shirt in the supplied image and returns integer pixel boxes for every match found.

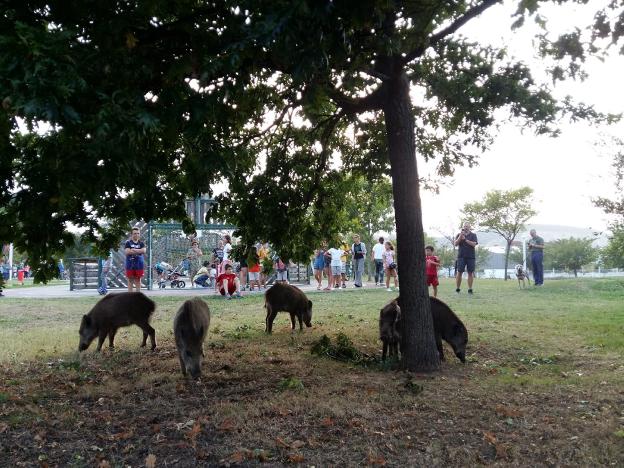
[425,245,440,298]
[216,264,242,299]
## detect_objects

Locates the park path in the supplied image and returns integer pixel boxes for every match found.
[2,281,384,299]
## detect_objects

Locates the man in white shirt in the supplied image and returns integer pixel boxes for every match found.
[327,246,344,289]
[371,237,385,286]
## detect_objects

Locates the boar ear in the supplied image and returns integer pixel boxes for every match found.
[308,300,312,309]
[83,315,91,326]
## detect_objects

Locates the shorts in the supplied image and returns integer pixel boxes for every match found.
[248,271,260,281]
[276,270,288,281]
[313,262,324,271]
[341,261,346,274]
[456,257,475,274]
[219,283,236,296]
[426,274,439,287]
[331,265,341,276]
[126,269,144,278]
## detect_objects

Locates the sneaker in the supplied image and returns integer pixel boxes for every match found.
[395,287,399,291]
[235,293,242,299]
[342,284,346,289]
[386,288,393,292]
[225,294,232,300]
[375,282,378,287]
[468,289,473,295]
[455,288,461,294]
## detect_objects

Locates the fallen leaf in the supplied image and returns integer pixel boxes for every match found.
[98,461,111,468]
[0,423,8,434]
[483,431,497,445]
[275,437,290,448]
[495,405,522,418]
[145,453,157,468]
[321,417,334,427]
[291,440,305,449]
[229,450,247,463]
[495,443,510,460]
[219,418,236,432]
[288,453,305,463]
[109,431,134,441]
[367,451,386,466]
[186,421,201,447]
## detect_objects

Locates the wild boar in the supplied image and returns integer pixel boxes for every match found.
[78,292,156,352]
[379,299,401,361]
[173,297,211,379]
[264,283,312,333]
[380,296,468,363]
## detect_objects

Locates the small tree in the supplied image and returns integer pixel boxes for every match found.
[436,244,456,277]
[462,187,536,281]
[602,223,624,269]
[546,238,598,277]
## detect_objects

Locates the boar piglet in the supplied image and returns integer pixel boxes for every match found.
[264,283,312,333]
[174,297,210,379]
[379,299,401,361]
[79,292,156,352]
[380,297,468,363]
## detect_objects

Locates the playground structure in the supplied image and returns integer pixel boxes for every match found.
[68,221,311,291]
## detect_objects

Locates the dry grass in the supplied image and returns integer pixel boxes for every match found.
[0,279,623,466]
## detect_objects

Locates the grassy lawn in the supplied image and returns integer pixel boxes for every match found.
[0,278,623,466]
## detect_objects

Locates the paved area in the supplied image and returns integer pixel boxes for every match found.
[2,281,391,299]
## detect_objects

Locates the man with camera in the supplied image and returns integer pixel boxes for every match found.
[454,222,478,294]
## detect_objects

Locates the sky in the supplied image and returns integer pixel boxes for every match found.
[417,0,623,235]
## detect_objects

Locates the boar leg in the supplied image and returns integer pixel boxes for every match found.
[265,305,277,333]
[96,330,107,352]
[435,335,445,361]
[138,323,157,350]
[297,312,304,332]
[108,328,118,348]
[382,341,388,361]
[178,351,187,376]
[289,313,297,333]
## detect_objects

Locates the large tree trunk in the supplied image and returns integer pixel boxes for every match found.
[383,71,440,372]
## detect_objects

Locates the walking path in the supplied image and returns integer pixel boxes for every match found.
[2,281,390,299]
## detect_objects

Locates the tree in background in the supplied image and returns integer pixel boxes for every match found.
[601,224,624,268]
[341,175,394,280]
[1,1,620,371]
[462,187,536,281]
[435,244,456,278]
[546,238,598,277]
[594,138,624,268]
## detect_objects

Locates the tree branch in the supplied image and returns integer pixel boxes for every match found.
[327,87,385,115]
[402,0,503,65]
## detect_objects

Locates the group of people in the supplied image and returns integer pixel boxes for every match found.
[121,223,546,298]
[313,235,399,292]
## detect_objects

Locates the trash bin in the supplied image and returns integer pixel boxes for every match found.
[17,269,24,283]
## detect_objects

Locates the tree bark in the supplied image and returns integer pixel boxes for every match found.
[504,240,511,281]
[382,71,440,372]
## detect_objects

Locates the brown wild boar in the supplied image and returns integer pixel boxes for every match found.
[264,283,312,333]
[78,292,156,352]
[379,299,401,361]
[174,297,211,379]
[380,296,468,363]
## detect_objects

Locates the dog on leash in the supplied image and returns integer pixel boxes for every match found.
[515,264,530,288]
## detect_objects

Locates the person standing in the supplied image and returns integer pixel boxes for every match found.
[528,229,545,286]
[124,227,146,292]
[327,245,345,289]
[98,253,112,295]
[383,241,399,291]
[313,241,327,290]
[351,234,366,288]
[425,245,440,298]
[454,222,478,294]
[372,236,385,287]
[339,240,350,288]
[186,240,203,288]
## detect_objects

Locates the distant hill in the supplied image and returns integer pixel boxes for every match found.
[434,224,608,250]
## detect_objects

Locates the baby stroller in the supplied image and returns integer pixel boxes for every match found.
[156,260,186,289]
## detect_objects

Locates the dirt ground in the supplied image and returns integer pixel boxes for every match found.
[1,282,623,466]
[1,333,622,467]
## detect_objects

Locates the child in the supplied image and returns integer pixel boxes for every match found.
[216,263,242,299]
[124,227,146,292]
[209,263,217,288]
[327,245,345,289]
[383,241,399,292]
[193,261,211,287]
[425,245,440,297]
[248,247,262,291]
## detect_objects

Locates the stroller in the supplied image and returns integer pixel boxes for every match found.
[155,260,187,289]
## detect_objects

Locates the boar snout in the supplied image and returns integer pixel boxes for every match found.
[455,351,466,363]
